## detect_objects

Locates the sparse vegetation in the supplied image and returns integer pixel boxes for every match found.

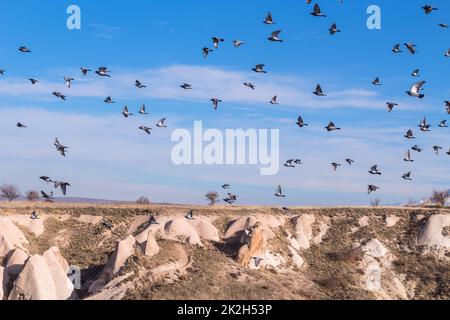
[205,191,219,206]
[26,190,40,201]
[430,190,449,207]
[136,196,150,204]
[0,183,21,202]
[370,198,381,207]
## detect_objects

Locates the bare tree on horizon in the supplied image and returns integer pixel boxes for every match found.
[1,184,21,202]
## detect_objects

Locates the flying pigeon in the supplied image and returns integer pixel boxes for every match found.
[227,193,238,202]
[325,122,341,132]
[345,159,355,165]
[80,68,91,76]
[411,69,420,77]
[419,117,431,132]
[368,185,380,194]
[329,23,341,35]
[104,96,115,104]
[29,78,39,84]
[268,30,283,42]
[422,5,438,14]
[447,149,450,156]
[263,12,275,25]
[405,129,415,139]
[139,104,149,115]
[16,122,27,128]
[31,211,39,220]
[313,84,326,96]
[270,96,279,105]
[439,23,449,28]
[439,120,447,128]
[156,118,167,128]
[222,184,231,189]
[211,98,222,110]
[40,176,53,183]
[404,150,414,162]
[54,181,71,196]
[252,64,267,73]
[244,82,255,90]
[54,138,69,157]
[18,46,31,53]
[433,146,443,155]
[402,172,413,181]
[0,68,5,75]
[212,37,224,49]
[372,77,382,86]
[311,4,326,17]
[185,209,194,220]
[40,191,54,202]
[386,102,398,112]
[233,40,244,48]
[252,257,264,267]
[284,160,296,168]
[369,165,381,175]
[296,116,308,128]
[52,92,66,101]
[445,49,450,57]
[202,47,213,58]
[139,126,152,135]
[180,83,193,89]
[95,67,111,77]
[275,185,286,198]
[412,145,423,152]
[331,163,341,171]
[446,101,450,114]
[224,198,235,205]
[64,77,74,88]
[404,43,418,55]
[407,81,426,99]
[392,44,403,53]
[122,106,133,118]
[135,80,146,88]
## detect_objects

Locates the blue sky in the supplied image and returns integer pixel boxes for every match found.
[0,0,449,205]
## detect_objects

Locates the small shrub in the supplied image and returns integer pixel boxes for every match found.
[136,196,150,204]
[430,190,449,207]
[205,191,219,206]
[26,190,40,201]
[0,184,21,202]
[370,198,381,207]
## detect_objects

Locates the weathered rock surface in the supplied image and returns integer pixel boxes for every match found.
[0,217,29,257]
[8,247,73,300]
[89,235,135,293]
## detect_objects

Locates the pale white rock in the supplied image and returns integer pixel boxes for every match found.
[358,216,370,228]
[224,216,276,244]
[9,215,46,237]
[89,235,136,293]
[292,214,316,250]
[385,215,401,228]
[288,246,304,268]
[164,218,202,246]
[8,247,73,300]
[5,248,29,278]
[144,231,160,257]
[0,266,5,300]
[0,216,29,257]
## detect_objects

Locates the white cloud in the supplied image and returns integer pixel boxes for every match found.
[0,65,430,111]
[2,105,447,206]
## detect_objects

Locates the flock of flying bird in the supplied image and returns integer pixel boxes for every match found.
[1,2,449,204]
